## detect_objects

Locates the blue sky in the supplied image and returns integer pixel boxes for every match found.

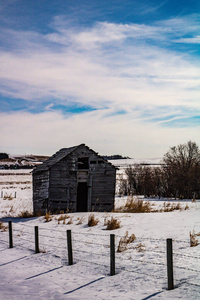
[0,0,200,157]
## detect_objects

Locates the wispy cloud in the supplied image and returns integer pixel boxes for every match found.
[0,12,200,156]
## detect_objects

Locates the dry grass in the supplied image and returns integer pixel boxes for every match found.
[117,231,136,252]
[67,217,73,224]
[122,197,152,213]
[18,211,34,218]
[106,217,121,230]
[57,214,70,224]
[88,214,99,227]
[135,243,145,252]
[160,202,184,212]
[190,231,199,247]
[77,217,85,225]
[3,194,13,201]
[0,222,8,231]
[185,204,189,210]
[43,212,53,222]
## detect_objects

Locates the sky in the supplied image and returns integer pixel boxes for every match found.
[0,0,200,158]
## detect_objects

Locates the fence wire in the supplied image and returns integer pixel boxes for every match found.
[0,221,200,292]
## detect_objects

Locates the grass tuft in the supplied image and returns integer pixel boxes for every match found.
[117,231,136,252]
[0,222,8,231]
[18,211,34,218]
[190,231,199,247]
[123,197,152,213]
[77,217,85,225]
[106,217,121,230]
[3,194,14,201]
[88,214,99,227]
[67,217,73,225]
[43,212,53,222]
[135,243,145,252]
[57,214,69,224]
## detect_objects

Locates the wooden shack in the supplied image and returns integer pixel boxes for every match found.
[33,144,116,213]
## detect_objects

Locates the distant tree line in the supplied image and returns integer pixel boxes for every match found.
[118,141,200,199]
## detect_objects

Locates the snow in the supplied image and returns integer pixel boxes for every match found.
[0,171,200,299]
[108,157,163,168]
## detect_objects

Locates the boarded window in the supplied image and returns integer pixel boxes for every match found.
[78,157,89,169]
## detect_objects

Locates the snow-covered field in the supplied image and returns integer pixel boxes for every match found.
[0,170,200,299]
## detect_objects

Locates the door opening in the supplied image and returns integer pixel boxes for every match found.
[77,182,88,212]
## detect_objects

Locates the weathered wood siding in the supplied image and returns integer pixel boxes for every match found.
[48,156,77,212]
[33,170,49,212]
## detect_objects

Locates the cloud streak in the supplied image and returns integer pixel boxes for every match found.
[0,11,200,156]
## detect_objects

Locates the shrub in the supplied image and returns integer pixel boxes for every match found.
[106,217,121,230]
[88,214,99,227]
[117,231,136,252]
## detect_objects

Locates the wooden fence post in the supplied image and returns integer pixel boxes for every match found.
[110,234,115,276]
[67,230,73,265]
[167,238,174,290]
[35,226,40,253]
[9,221,13,248]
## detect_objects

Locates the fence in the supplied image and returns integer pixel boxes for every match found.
[1,221,200,292]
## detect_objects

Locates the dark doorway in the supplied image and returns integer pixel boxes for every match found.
[77,182,88,212]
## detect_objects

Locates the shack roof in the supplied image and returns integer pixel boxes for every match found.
[33,144,116,173]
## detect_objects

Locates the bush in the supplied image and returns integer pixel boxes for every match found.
[88,214,99,227]
[106,217,121,230]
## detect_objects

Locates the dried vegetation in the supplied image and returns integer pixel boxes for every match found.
[117,231,136,252]
[0,222,8,231]
[88,214,99,227]
[105,217,121,230]
[190,231,200,247]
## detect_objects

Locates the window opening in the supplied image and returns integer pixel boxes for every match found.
[78,157,89,169]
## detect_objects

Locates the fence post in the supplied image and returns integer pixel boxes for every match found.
[67,230,73,265]
[110,234,115,276]
[9,221,13,248]
[167,238,174,290]
[35,226,40,253]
